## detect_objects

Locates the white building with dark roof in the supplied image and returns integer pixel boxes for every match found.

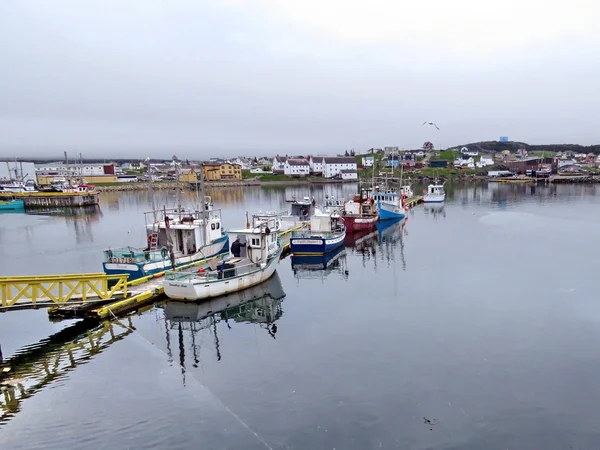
[322,157,358,178]
[308,155,324,174]
[272,156,287,174]
[284,158,310,177]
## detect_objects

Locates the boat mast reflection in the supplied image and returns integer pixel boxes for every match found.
[160,273,286,371]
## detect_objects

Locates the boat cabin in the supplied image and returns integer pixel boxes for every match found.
[372,190,399,204]
[310,214,344,234]
[227,214,280,263]
[427,184,445,195]
[344,189,377,217]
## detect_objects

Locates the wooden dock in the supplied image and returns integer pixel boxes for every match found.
[1,224,301,321]
[404,195,424,207]
[0,191,99,208]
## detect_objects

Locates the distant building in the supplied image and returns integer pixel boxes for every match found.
[250,167,267,174]
[477,156,494,168]
[386,155,400,168]
[340,169,358,180]
[499,136,509,142]
[461,147,478,157]
[272,156,287,174]
[308,155,324,175]
[362,156,374,167]
[322,157,357,178]
[284,159,310,177]
[202,163,242,181]
[35,162,116,178]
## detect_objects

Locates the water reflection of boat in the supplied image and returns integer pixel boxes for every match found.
[161,273,286,369]
[291,245,348,280]
[344,226,378,250]
[423,203,446,219]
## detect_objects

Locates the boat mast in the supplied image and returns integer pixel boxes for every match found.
[146,158,157,223]
[199,164,208,246]
[64,151,72,187]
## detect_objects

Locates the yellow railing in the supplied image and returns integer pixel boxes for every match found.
[0,273,129,308]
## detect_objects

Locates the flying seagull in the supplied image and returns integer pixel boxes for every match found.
[422,121,440,130]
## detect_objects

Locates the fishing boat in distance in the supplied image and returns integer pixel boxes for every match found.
[289,212,345,255]
[0,180,37,193]
[280,196,317,231]
[424,177,446,203]
[342,188,378,232]
[163,214,282,301]
[0,199,25,211]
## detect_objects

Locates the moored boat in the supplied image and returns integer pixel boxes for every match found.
[342,189,378,232]
[0,181,37,193]
[0,199,25,211]
[424,179,446,203]
[373,189,407,220]
[290,213,345,255]
[280,196,317,231]
[163,214,282,301]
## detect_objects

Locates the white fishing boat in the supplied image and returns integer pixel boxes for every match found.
[424,178,446,203]
[103,158,228,282]
[164,214,282,301]
[0,180,37,193]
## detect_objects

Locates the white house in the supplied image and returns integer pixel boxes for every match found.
[250,167,267,174]
[476,156,494,168]
[308,155,324,174]
[322,157,358,178]
[362,156,374,167]
[341,170,358,180]
[272,156,286,174]
[454,156,475,169]
[461,147,479,157]
[229,157,251,170]
[284,159,310,177]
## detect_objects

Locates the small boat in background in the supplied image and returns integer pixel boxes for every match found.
[0,181,37,193]
[424,179,446,203]
[280,197,317,231]
[373,188,407,220]
[0,199,25,211]
[290,213,345,255]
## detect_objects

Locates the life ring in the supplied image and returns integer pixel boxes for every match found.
[147,235,153,245]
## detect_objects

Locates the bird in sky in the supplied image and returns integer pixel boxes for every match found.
[422,122,440,130]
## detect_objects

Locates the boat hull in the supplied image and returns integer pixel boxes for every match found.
[290,230,345,255]
[377,201,406,220]
[423,194,445,203]
[103,234,229,282]
[0,199,25,211]
[343,215,378,232]
[164,251,281,301]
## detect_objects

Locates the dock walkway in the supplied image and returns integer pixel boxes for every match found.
[1,227,300,321]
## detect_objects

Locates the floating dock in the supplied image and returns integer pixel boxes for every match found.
[0,226,301,322]
[404,195,424,207]
[0,191,99,208]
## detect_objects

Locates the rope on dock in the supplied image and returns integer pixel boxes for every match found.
[105,307,274,450]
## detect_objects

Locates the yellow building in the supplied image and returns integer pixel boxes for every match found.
[202,163,242,181]
[37,174,118,185]
[178,170,198,183]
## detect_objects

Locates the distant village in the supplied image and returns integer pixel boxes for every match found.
[2,144,600,186]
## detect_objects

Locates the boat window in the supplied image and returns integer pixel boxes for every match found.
[216,223,220,229]
[211,223,216,230]
[251,238,260,246]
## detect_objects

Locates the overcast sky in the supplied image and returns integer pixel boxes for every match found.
[1,0,598,159]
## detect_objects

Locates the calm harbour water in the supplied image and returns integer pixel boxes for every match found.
[2,182,600,450]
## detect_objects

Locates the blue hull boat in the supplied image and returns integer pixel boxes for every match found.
[0,199,25,211]
[290,214,345,255]
[377,201,406,220]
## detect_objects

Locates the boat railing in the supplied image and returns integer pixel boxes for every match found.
[104,247,167,264]
[291,229,341,239]
[165,258,265,283]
